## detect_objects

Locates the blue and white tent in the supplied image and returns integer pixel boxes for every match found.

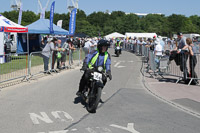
[17,19,69,53]
[26,19,69,35]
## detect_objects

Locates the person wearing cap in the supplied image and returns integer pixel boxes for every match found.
[170,32,189,81]
[76,39,112,96]
[174,32,188,52]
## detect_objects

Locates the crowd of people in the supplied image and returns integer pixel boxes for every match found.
[38,33,199,85]
[107,33,199,85]
[40,36,102,74]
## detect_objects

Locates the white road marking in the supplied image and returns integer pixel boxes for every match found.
[38,130,69,133]
[114,62,121,67]
[110,123,140,133]
[114,61,126,68]
[85,127,97,133]
[49,131,69,133]
[38,129,79,133]
[29,112,53,124]
[117,66,126,68]
[71,129,77,131]
[128,61,134,63]
[51,111,74,122]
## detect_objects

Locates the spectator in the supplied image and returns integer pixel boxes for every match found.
[169,32,189,81]
[165,38,174,52]
[76,37,81,48]
[51,38,60,72]
[154,42,163,69]
[187,38,199,85]
[157,36,165,50]
[68,39,75,65]
[56,40,62,70]
[41,37,57,74]
[60,39,70,69]
[83,38,94,58]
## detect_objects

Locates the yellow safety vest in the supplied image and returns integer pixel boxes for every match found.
[88,51,108,70]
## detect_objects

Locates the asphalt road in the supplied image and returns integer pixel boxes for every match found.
[0,49,200,133]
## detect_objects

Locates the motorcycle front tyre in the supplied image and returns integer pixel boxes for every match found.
[86,87,102,113]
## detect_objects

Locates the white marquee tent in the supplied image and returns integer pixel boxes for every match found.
[0,14,28,33]
[105,32,125,39]
[125,33,157,39]
[0,14,28,64]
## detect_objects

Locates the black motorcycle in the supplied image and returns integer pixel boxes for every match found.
[115,46,121,57]
[81,66,106,113]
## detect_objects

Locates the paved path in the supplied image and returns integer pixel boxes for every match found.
[143,70,200,117]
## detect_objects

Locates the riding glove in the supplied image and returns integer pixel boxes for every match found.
[107,71,112,80]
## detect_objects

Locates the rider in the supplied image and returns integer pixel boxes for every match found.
[115,39,122,54]
[76,39,112,96]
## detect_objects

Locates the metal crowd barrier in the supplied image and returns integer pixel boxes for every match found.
[0,52,29,84]
[69,48,84,67]
[138,44,200,85]
[0,48,84,84]
[29,51,51,76]
[122,42,199,85]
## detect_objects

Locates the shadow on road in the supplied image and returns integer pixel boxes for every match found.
[73,96,86,106]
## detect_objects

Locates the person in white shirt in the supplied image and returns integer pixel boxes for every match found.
[154,42,163,69]
[83,38,94,57]
[155,42,163,56]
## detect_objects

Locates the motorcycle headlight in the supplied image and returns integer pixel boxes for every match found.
[97,66,103,72]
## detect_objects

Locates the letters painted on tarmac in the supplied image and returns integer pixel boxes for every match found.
[29,111,73,124]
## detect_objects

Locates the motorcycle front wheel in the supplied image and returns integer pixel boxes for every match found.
[86,87,102,113]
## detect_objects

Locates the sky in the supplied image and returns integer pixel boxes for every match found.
[0,0,200,17]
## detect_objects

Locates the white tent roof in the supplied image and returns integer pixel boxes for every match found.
[0,14,28,33]
[125,33,157,39]
[105,32,125,39]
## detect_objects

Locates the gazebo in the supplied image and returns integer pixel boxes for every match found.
[0,14,28,63]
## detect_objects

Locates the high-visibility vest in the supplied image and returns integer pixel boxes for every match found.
[88,51,108,70]
[116,41,121,46]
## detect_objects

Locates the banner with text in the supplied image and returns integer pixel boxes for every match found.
[50,1,55,34]
[68,8,77,35]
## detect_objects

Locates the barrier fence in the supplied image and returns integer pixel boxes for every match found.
[0,52,29,84]
[124,42,200,85]
[0,48,85,84]
[1,43,199,86]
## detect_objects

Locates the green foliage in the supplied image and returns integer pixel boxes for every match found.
[1,9,200,37]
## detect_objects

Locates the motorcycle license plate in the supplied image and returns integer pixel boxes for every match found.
[116,46,120,50]
[93,72,102,81]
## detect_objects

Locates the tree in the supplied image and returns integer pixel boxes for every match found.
[87,11,110,29]
[1,10,200,37]
[189,15,200,33]
[168,14,187,34]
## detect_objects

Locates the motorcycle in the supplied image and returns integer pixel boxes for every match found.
[115,46,121,57]
[81,66,107,113]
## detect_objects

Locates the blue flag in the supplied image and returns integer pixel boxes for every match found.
[50,1,55,34]
[69,8,77,35]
